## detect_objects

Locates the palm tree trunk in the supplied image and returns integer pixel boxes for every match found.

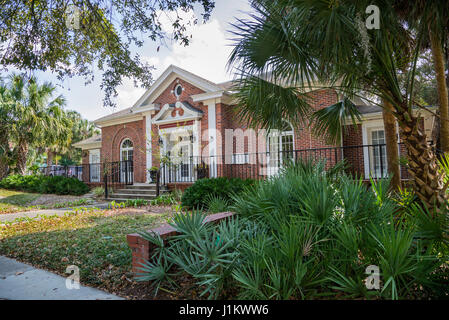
[46,148,54,174]
[16,141,29,175]
[0,159,8,180]
[429,29,449,153]
[382,99,401,190]
[396,107,446,209]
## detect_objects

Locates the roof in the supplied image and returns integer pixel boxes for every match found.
[357,105,382,114]
[93,107,135,124]
[73,134,102,148]
[93,65,226,125]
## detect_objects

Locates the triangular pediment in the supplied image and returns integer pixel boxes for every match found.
[132,65,221,110]
[153,101,203,125]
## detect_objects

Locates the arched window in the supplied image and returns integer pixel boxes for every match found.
[267,121,294,170]
[120,139,134,162]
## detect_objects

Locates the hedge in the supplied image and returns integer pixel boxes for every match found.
[181,177,255,209]
[0,174,90,196]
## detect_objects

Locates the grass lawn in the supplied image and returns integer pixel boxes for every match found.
[0,207,171,296]
[0,189,41,214]
[0,188,95,214]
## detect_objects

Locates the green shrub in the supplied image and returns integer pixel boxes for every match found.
[181,177,254,209]
[92,187,105,198]
[0,174,89,196]
[204,194,230,213]
[149,193,177,206]
[136,161,448,300]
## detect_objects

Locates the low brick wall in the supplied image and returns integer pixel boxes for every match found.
[126,211,234,274]
[167,182,193,192]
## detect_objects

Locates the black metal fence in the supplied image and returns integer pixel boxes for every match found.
[159,143,415,184]
[40,160,134,186]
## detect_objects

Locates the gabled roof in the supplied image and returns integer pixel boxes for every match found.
[93,65,226,126]
[131,64,223,110]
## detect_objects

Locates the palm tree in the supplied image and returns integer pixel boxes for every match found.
[7,74,70,175]
[0,83,12,179]
[61,110,99,164]
[229,0,446,209]
[393,1,449,152]
[43,107,73,169]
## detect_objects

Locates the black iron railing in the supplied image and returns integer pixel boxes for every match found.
[103,160,133,198]
[40,161,133,198]
[158,143,425,184]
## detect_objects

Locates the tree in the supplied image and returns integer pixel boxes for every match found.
[394,0,449,152]
[0,0,215,107]
[229,0,447,209]
[0,83,12,179]
[61,110,99,164]
[43,107,73,169]
[6,74,70,175]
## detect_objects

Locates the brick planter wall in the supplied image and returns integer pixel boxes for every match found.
[127,211,234,274]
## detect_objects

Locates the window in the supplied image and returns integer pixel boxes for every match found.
[174,84,183,98]
[370,129,387,177]
[232,153,249,164]
[267,121,295,169]
[120,139,134,162]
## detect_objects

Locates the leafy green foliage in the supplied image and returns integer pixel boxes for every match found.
[108,199,148,209]
[138,160,449,300]
[150,193,178,206]
[0,0,215,107]
[92,186,105,198]
[181,177,255,209]
[204,194,230,213]
[0,174,89,195]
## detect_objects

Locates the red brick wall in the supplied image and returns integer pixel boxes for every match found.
[343,124,365,178]
[101,119,147,183]
[215,89,340,179]
[150,78,208,168]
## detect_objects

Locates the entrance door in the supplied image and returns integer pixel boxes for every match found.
[120,139,134,183]
[164,133,194,182]
[89,149,100,182]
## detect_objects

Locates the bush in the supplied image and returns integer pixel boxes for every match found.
[137,161,449,300]
[181,177,254,209]
[204,194,230,213]
[92,187,105,198]
[0,174,89,196]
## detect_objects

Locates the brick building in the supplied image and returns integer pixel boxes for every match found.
[74,65,436,187]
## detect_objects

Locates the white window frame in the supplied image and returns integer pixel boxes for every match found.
[266,121,295,176]
[362,120,390,179]
[89,149,101,182]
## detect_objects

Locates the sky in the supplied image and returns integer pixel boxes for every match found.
[34,0,253,121]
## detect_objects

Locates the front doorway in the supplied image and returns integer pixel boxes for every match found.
[120,139,134,183]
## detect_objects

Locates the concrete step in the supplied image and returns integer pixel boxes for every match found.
[124,184,165,190]
[113,189,159,195]
[107,193,163,200]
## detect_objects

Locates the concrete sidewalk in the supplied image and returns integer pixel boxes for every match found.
[0,203,111,223]
[0,256,124,300]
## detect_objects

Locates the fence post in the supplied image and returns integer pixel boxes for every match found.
[104,172,108,199]
[156,170,160,197]
[125,161,128,185]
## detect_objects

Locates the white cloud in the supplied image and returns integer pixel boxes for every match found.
[110,10,235,111]
[159,18,233,83]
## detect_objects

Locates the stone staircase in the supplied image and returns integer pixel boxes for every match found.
[107,183,168,201]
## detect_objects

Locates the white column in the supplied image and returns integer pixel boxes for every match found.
[145,113,152,183]
[207,100,217,177]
